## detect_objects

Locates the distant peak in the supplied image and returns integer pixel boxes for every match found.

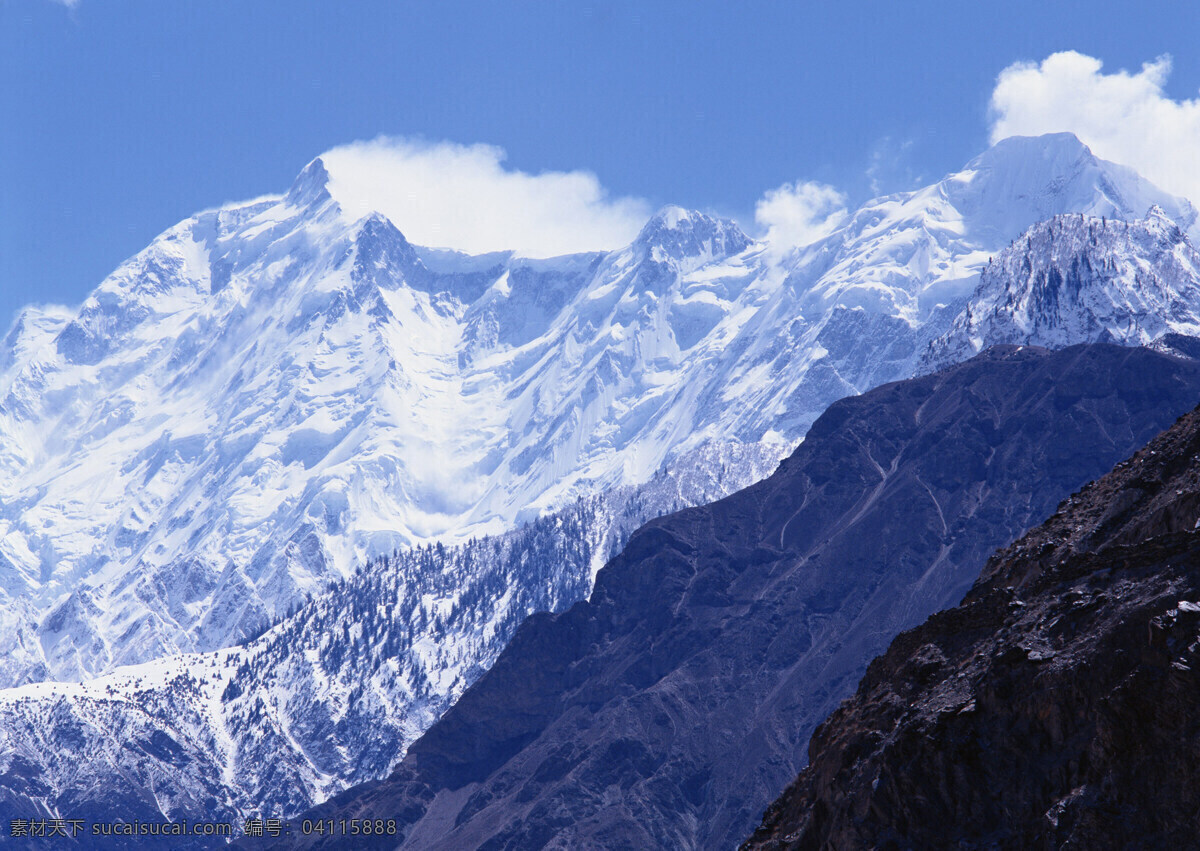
[976,132,1093,163]
[634,206,752,262]
[285,157,333,208]
[647,205,697,229]
[928,131,1197,246]
[956,133,1098,185]
[1143,204,1187,243]
[353,211,416,258]
[356,210,406,236]
[351,210,423,280]
[950,132,1099,187]
[1145,203,1172,222]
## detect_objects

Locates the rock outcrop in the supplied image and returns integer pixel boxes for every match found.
[745,382,1200,850]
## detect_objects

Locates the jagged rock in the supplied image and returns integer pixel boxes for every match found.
[744,394,1200,850]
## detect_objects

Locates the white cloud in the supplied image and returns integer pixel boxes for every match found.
[990,51,1200,205]
[320,137,652,257]
[754,180,848,249]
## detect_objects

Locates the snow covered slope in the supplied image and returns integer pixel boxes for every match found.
[0,167,771,687]
[0,445,781,827]
[0,133,1192,691]
[924,207,1200,370]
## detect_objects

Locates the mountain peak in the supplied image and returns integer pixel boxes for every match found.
[970,131,1093,167]
[285,157,334,208]
[937,132,1196,245]
[633,206,752,264]
[922,206,1200,371]
[351,211,424,283]
[354,210,409,242]
[956,133,1108,192]
[645,204,700,229]
[1144,203,1187,242]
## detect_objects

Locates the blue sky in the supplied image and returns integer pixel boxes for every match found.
[3,0,1200,324]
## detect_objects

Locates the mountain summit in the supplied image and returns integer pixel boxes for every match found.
[942,133,1197,244]
[633,205,753,269]
[284,157,335,209]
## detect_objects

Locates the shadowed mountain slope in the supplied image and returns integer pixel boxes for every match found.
[745,397,1200,850]
[265,342,1200,850]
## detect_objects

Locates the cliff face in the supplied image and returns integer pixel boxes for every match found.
[746,392,1200,850]
[268,343,1200,851]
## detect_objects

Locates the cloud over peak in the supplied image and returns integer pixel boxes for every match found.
[321,138,652,257]
[990,51,1200,206]
[754,180,848,250]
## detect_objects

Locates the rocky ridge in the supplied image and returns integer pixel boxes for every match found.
[745,382,1200,849]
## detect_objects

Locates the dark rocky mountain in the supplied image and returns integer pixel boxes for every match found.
[744,388,1200,849]
[260,342,1200,851]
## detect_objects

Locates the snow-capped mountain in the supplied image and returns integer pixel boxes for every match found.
[2,131,1199,832]
[924,207,1200,370]
[0,445,781,829]
[0,164,782,687]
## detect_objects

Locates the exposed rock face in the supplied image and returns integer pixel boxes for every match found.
[263,343,1200,851]
[745,391,1200,849]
